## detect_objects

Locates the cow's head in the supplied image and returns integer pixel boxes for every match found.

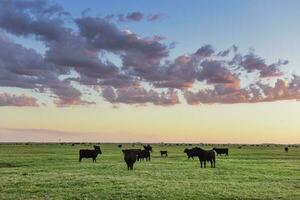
[94,145,102,154]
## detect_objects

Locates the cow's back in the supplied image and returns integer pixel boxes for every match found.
[80,149,95,157]
[124,151,137,163]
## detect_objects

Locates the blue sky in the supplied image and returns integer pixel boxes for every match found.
[14,0,300,69]
[49,0,300,71]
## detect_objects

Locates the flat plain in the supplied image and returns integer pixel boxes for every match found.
[0,143,299,200]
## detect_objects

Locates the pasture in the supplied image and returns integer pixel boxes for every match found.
[0,143,299,200]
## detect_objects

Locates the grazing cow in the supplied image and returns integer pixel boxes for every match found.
[137,149,151,161]
[285,147,289,152]
[143,145,153,152]
[160,150,168,157]
[213,148,229,156]
[122,149,140,170]
[118,144,122,148]
[184,148,199,160]
[79,145,102,162]
[194,147,216,168]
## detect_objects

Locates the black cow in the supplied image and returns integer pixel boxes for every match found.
[160,150,168,157]
[126,148,142,155]
[79,145,102,162]
[213,148,229,156]
[184,148,199,160]
[122,149,140,170]
[137,150,151,161]
[143,145,153,152]
[194,147,216,168]
[285,147,289,152]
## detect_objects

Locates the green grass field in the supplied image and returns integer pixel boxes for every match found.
[0,143,299,200]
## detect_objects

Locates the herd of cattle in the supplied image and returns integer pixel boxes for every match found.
[78,145,231,170]
[78,145,291,170]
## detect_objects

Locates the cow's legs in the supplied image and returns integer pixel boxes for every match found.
[126,162,130,170]
[210,160,213,168]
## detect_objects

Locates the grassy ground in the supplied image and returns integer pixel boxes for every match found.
[0,143,299,200]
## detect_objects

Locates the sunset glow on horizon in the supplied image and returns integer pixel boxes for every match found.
[0,0,300,143]
[1,100,299,144]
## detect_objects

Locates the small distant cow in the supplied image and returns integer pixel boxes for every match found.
[137,149,151,161]
[79,145,102,162]
[285,147,289,152]
[122,149,140,170]
[118,144,122,148]
[160,150,168,157]
[194,147,216,168]
[213,148,229,156]
[184,148,199,160]
[143,144,153,152]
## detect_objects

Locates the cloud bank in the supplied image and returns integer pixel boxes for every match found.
[0,0,299,107]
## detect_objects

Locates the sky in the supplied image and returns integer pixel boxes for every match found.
[0,0,300,143]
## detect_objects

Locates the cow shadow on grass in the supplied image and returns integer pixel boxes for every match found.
[0,162,28,168]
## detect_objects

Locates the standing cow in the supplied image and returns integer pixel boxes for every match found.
[122,149,140,170]
[160,150,168,157]
[137,149,151,161]
[194,147,216,168]
[184,148,199,160]
[79,145,102,162]
[213,147,229,156]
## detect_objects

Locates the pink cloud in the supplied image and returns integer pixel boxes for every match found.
[102,86,180,106]
[0,93,38,107]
